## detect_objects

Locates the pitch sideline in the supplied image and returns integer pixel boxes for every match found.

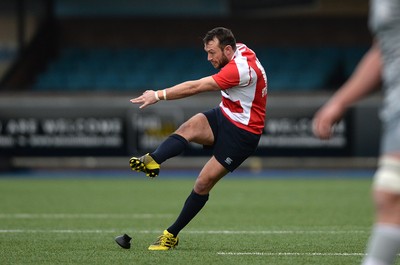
[0,229,370,234]
[217,252,367,257]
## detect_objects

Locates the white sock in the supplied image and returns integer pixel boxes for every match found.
[362,224,400,265]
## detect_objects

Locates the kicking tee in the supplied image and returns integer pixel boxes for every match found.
[212,43,268,135]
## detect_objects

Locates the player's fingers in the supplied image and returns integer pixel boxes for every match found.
[312,118,320,137]
[130,91,156,108]
[130,96,144,103]
[314,119,332,139]
[323,125,334,139]
[139,102,149,109]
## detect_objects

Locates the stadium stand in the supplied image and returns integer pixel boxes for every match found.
[0,0,371,93]
[0,2,371,93]
[33,47,215,91]
[31,45,367,92]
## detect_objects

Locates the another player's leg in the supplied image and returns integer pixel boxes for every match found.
[148,157,228,250]
[362,156,400,265]
[129,133,189,178]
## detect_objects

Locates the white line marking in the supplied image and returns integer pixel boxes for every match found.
[0,229,370,234]
[186,230,368,234]
[0,229,181,234]
[217,252,366,256]
[0,229,119,234]
[0,213,172,219]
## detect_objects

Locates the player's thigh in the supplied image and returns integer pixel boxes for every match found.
[175,113,214,145]
[376,118,400,193]
[374,118,400,194]
[194,156,229,194]
[380,117,400,157]
[373,154,400,222]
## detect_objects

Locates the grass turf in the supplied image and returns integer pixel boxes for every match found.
[0,171,393,265]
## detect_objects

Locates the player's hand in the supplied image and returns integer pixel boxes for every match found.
[312,101,346,139]
[130,90,159,109]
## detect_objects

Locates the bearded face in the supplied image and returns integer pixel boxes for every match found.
[204,37,233,69]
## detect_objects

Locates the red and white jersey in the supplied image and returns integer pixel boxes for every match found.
[212,43,268,134]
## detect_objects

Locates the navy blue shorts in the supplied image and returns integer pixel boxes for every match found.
[202,107,261,172]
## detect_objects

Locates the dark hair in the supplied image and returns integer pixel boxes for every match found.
[203,27,236,51]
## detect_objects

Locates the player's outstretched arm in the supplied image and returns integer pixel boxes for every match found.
[313,43,382,139]
[130,76,220,109]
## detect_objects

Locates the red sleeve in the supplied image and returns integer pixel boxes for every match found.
[212,61,240,90]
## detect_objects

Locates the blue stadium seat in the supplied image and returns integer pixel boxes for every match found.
[31,46,364,92]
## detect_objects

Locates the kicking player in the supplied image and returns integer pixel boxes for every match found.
[128,27,267,250]
[313,1,400,264]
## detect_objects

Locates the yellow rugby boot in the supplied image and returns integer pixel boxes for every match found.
[148,230,179,250]
[129,153,160,178]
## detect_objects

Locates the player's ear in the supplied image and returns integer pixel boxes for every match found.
[223,45,234,56]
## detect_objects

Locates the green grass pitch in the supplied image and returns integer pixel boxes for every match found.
[0,171,397,265]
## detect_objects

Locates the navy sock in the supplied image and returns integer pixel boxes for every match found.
[167,190,209,236]
[150,134,188,164]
